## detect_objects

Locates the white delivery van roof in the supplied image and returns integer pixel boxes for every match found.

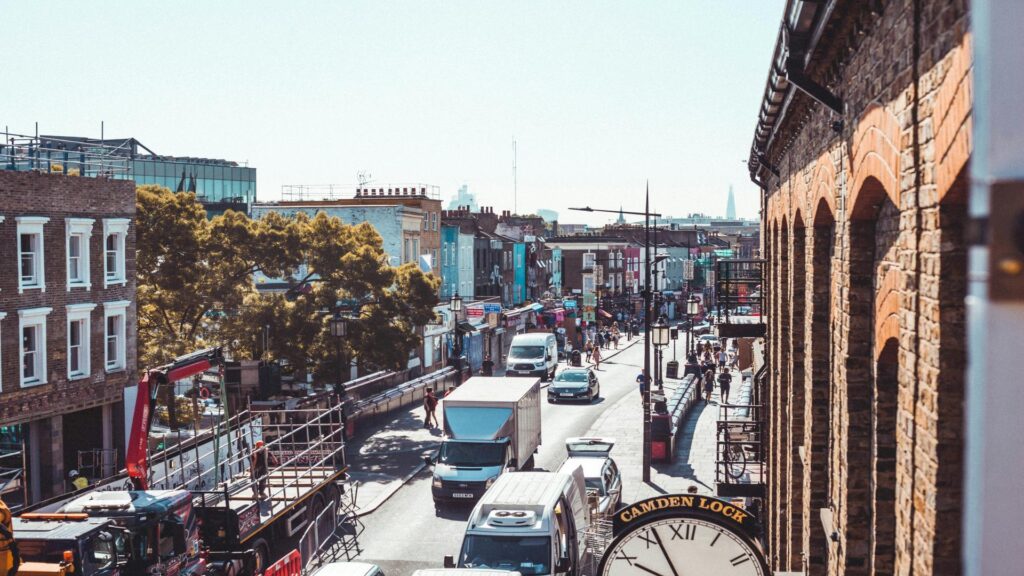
[412,571,521,576]
[510,333,555,345]
[444,377,539,403]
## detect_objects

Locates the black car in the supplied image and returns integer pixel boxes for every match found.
[547,368,600,403]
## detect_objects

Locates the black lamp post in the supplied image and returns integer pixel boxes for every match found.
[571,186,662,482]
[653,314,669,392]
[329,313,349,397]
[686,296,700,355]
[450,293,464,379]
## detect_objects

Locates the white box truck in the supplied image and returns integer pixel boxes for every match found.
[426,377,543,505]
[444,469,591,576]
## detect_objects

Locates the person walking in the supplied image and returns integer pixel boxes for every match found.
[611,324,620,349]
[585,341,594,362]
[592,344,602,370]
[423,389,439,428]
[717,349,728,370]
[703,369,716,403]
[637,370,651,402]
[482,354,495,376]
[717,367,733,405]
[251,440,276,499]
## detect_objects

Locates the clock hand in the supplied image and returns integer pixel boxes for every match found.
[633,563,668,576]
[651,527,681,576]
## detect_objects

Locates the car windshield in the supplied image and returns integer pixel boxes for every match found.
[460,535,551,575]
[511,345,545,359]
[439,441,506,467]
[556,371,588,383]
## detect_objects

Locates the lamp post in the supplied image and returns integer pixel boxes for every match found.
[686,296,700,356]
[329,313,349,398]
[571,185,662,482]
[450,292,464,380]
[652,315,670,392]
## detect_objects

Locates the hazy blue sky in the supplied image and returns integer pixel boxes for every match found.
[2,1,784,225]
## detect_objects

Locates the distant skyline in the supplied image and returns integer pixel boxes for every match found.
[1,1,785,226]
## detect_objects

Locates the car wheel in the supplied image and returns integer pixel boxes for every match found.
[594,385,600,400]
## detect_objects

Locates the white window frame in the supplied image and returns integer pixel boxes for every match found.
[66,218,95,291]
[583,252,597,269]
[17,217,49,293]
[102,218,130,288]
[103,300,130,372]
[18,307,52,387]
[67,303,96,380]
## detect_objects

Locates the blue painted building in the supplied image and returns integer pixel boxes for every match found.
[440,225,459,300]
[513,243,526,305]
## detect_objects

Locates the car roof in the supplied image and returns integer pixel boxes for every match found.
[311,562,381,576]
[558,457,607,477]
[557,367,591,375]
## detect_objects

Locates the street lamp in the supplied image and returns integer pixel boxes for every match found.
[450,293,465,380]
[450,292,463,313]
[572,188,663,482]
[329,313,349,397]
[686,296,700,356]
[652,314,669,392]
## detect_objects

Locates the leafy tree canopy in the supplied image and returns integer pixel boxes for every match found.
[137,185,439,377]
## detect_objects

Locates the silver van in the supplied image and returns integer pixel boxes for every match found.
[506,333,558,381]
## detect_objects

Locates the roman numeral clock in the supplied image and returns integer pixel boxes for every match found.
[598,495,769,576]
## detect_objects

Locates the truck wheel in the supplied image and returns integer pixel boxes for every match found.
[251,538,270,575]
[308,492,327,526]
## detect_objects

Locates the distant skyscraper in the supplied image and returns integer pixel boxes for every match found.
[537,208,559,222]
[726,185,737,220]
[447,184,479,211]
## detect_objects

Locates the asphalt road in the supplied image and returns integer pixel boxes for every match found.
[348,341,648,576]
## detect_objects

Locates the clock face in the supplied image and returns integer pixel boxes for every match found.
[599,517,767,576]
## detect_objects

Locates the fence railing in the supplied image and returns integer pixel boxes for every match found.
[714,403,766,497]
[1,132,130,176]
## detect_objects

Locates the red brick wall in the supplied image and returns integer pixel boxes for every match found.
[0,171,137,426]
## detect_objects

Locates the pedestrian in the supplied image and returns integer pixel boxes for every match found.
[592,345,602,370]
[637,370,650,401]
[482,354,495,376]
[703,369,716,403]
[69,469,88,491]
[423,389,439,428]
[596,330,605,350]
[717,348,728,370]
[611,324,620,349]
[585,341,594,362]
[251,440,276,499]
[444,386,456,398]
[717,367,733,405]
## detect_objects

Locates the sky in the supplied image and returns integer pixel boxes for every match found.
[1,0,784,226]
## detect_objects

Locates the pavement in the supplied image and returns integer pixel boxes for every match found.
[345,334,647,516]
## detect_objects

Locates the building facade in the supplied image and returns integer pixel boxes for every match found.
[440,225,459,300]
[748,1,971,575]
[0,170,137,506]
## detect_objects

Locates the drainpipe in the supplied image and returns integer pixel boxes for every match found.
[964,0,1024,574]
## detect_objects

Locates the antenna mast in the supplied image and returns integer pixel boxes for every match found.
[513,138,517,214]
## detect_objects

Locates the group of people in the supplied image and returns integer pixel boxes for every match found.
[581,322,625,370]
[694,340,735,404]
[422,386,457,428]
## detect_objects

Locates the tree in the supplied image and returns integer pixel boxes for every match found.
[137,186,440,378]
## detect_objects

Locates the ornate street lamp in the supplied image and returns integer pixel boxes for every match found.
[652,314,669,391]
[330,313,349,397]
[686,296,700,355]
[449,293,465,380]
[450,292,463,313]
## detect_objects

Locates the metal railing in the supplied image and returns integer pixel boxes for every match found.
[1,132,130,176]
[0,448,27,511]
[714,403,765,495]
[713,259,766,337]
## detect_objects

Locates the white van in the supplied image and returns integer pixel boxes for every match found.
[446,469,590,576]
[506,333,558,381]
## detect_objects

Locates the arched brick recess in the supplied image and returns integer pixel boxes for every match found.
[788,211,807,571]
[779,218,792,570]
[934,33,972,205]
[811,152,839,220]
[804,198,834,575]
[849,105,901,218]
[872,339,900,575]
[874,268,902,350]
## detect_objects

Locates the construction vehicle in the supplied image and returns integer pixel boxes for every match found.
[19,347,348,576]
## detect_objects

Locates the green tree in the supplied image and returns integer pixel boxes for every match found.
[137,185,439,378]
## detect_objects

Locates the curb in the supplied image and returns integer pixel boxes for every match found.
[353,336,647,516]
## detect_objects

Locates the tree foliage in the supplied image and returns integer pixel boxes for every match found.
[136,185,439,377]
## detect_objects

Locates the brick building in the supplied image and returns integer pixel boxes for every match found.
[0,170,137,506]
[747,1,970,575]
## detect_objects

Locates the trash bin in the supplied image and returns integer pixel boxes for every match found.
[570,349,582,367]
[651,412,673,463]
[666,360,679,379]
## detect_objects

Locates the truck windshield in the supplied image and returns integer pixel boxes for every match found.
[510,345,545,359]
[439,441,507,467]
[460,535,551,575]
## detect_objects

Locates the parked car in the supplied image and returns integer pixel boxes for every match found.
[697,334,720,349]
[691,322,712,336]
[310,562,385,576]
[546,368,600,403]
[556,438,622,517]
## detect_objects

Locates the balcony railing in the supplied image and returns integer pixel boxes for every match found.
[713,258,766,337]
[715,402,766,498]
[1,132,130,177]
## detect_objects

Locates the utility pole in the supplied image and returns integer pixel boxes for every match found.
[642,183,652,482]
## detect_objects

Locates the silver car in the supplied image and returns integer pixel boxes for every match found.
[556,438,621,517]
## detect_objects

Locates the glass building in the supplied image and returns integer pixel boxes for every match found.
[36,135,256,216]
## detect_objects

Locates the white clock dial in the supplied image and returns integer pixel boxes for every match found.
[600,517,766,576]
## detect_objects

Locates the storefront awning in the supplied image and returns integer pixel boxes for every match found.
[597,308,613,319]
[530,303,545,312]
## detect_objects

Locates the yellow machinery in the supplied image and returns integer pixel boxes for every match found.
[0,499,77,576]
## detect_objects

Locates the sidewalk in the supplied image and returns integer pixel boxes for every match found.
[345,335,646,516]
[583,365,753,504]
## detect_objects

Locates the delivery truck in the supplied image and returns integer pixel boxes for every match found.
[426,377,542,506]
[444,470,591,576]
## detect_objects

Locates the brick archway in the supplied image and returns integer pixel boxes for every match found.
[788,211,807,571]
[811,151,838,221]
[874,267,902,351]
[935,33,972,204]
[872,338,900,575]
[849,105,901,220]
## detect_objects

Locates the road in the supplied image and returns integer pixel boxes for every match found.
[348,340,648,575]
